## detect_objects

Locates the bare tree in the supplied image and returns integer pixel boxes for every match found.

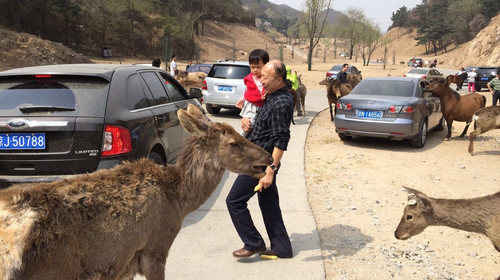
[337,8,365,60]
[356,20,381,66]
[301,0,332,71]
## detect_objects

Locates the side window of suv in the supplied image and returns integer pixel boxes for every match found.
[159,73,187,102]
[140,71,170,105]
[127,74,153,110]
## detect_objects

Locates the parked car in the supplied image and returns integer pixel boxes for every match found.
[403,68,443,82]
[407,58,424,68]
[325,64,362,80]
[475,66,500,91]
[202,61,250,114]
[186,63,212,75]
[0,64,203,187]
[334,77,444,148]
[340,52,349,57]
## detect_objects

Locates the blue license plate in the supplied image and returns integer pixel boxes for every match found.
[218,85,233,92]
[357,110,382,119]
[0,133,46,150]
[481,77,488,80]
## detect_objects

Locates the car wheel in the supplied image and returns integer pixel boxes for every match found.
[206,105,221,114]
[338,132,353,141]
[148,151,165,165]
[434,117,445,131]
[411,121,427,148]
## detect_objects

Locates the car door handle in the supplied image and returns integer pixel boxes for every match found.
[155,116,168,122]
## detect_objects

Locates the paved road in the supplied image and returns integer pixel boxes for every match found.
[135,88,328,279]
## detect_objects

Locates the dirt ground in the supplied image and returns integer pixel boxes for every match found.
[301,66,500,279]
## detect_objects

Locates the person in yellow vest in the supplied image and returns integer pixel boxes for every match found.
[285,66,302,116]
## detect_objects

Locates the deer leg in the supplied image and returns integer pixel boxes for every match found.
[140,254,166,280]
[445,120,453,140]
[468,128,481,155]
[329,103,334,121]
[301,96,306,116]
[460,121,471,137]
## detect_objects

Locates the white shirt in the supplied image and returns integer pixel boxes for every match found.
[468,72,477,83]
[170,60,177,76]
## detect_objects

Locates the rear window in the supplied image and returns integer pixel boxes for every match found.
[187,65,212,74]
[408,69,427,74]
[329,65,342,71]
[207,64,250,79]
[351,80,414,97]
[477,68,499,76]
[0,75,109,117]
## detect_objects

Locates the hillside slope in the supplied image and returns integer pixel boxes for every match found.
[0,27,91,71]
[372,14,500,67]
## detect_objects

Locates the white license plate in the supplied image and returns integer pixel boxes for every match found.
[0,133,46,150]
[218,85,233,92]
[357,110,382,119]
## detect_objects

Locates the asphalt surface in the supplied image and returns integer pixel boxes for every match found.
[135,88,328,280]
[135,68,464,280]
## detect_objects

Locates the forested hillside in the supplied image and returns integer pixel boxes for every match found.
[0,0,254,58]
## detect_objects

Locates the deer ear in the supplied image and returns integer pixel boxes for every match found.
[177,107,208,137]
[418,196,432,212]
[403,186,427,198]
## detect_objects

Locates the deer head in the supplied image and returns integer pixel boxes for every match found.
[177,104,273,178]
[394,187,434,240]
[425,78,449,96]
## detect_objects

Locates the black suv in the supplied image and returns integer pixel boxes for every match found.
[0,64,202,186]
[475,66,500,91]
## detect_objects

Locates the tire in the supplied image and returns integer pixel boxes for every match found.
[148,151,165,166]
[206,105,221,114]
[434,117,445,131]
[338,132,353,141]
[411,121,427,148]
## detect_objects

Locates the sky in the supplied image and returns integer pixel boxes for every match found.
[267,0,423,32]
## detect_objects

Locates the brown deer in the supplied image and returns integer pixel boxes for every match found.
[296,74,307,116]
[468,106,500,155]
[425,78,486,140]
[395,187,500,253]
[0,104,272,280]
[319,78,353,121]
[446,74,467,91]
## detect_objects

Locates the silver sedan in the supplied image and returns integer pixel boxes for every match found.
[403,68,443,82]
[334,77,444,148]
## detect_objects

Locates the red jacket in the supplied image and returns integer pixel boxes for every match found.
[243,73,263,107]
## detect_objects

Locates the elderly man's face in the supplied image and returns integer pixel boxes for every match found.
[261,63,281,93]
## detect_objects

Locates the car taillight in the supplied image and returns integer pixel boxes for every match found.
[326,72,332,77]
[102,125,132,157]
[403,74,406,77]
[336,102,352,110]
[202,80,207,90]
[422,76,426,79]
[387,105,413,113]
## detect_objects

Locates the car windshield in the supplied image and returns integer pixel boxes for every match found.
[0,75,109,116]
[351,80,414,97]
[408,69,427,74]
[208,65,250,79]
[329,65,343,71]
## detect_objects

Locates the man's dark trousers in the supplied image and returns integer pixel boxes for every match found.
[226,171,293,258]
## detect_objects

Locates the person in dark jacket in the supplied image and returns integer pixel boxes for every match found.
[338,63,349,84]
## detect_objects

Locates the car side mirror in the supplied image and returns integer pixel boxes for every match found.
[189,87,203,99]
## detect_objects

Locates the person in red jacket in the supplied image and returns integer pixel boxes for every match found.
[236,49,270,136]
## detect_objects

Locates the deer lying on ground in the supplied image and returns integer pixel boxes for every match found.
[0,104,272,280]
[425,78,486,140]
[395,187,500,252]
[468,106,500,155]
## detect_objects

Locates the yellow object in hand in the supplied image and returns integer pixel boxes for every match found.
[254,184,261,192]
[260,254,278,260]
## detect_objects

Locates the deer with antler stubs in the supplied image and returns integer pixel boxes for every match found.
[395,187,500,252]
[0,104,272,280]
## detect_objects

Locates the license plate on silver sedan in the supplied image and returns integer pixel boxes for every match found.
[0,133,46,150]
[357,110,382,119]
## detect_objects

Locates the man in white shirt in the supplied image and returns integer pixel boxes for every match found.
[170,55,177,78]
